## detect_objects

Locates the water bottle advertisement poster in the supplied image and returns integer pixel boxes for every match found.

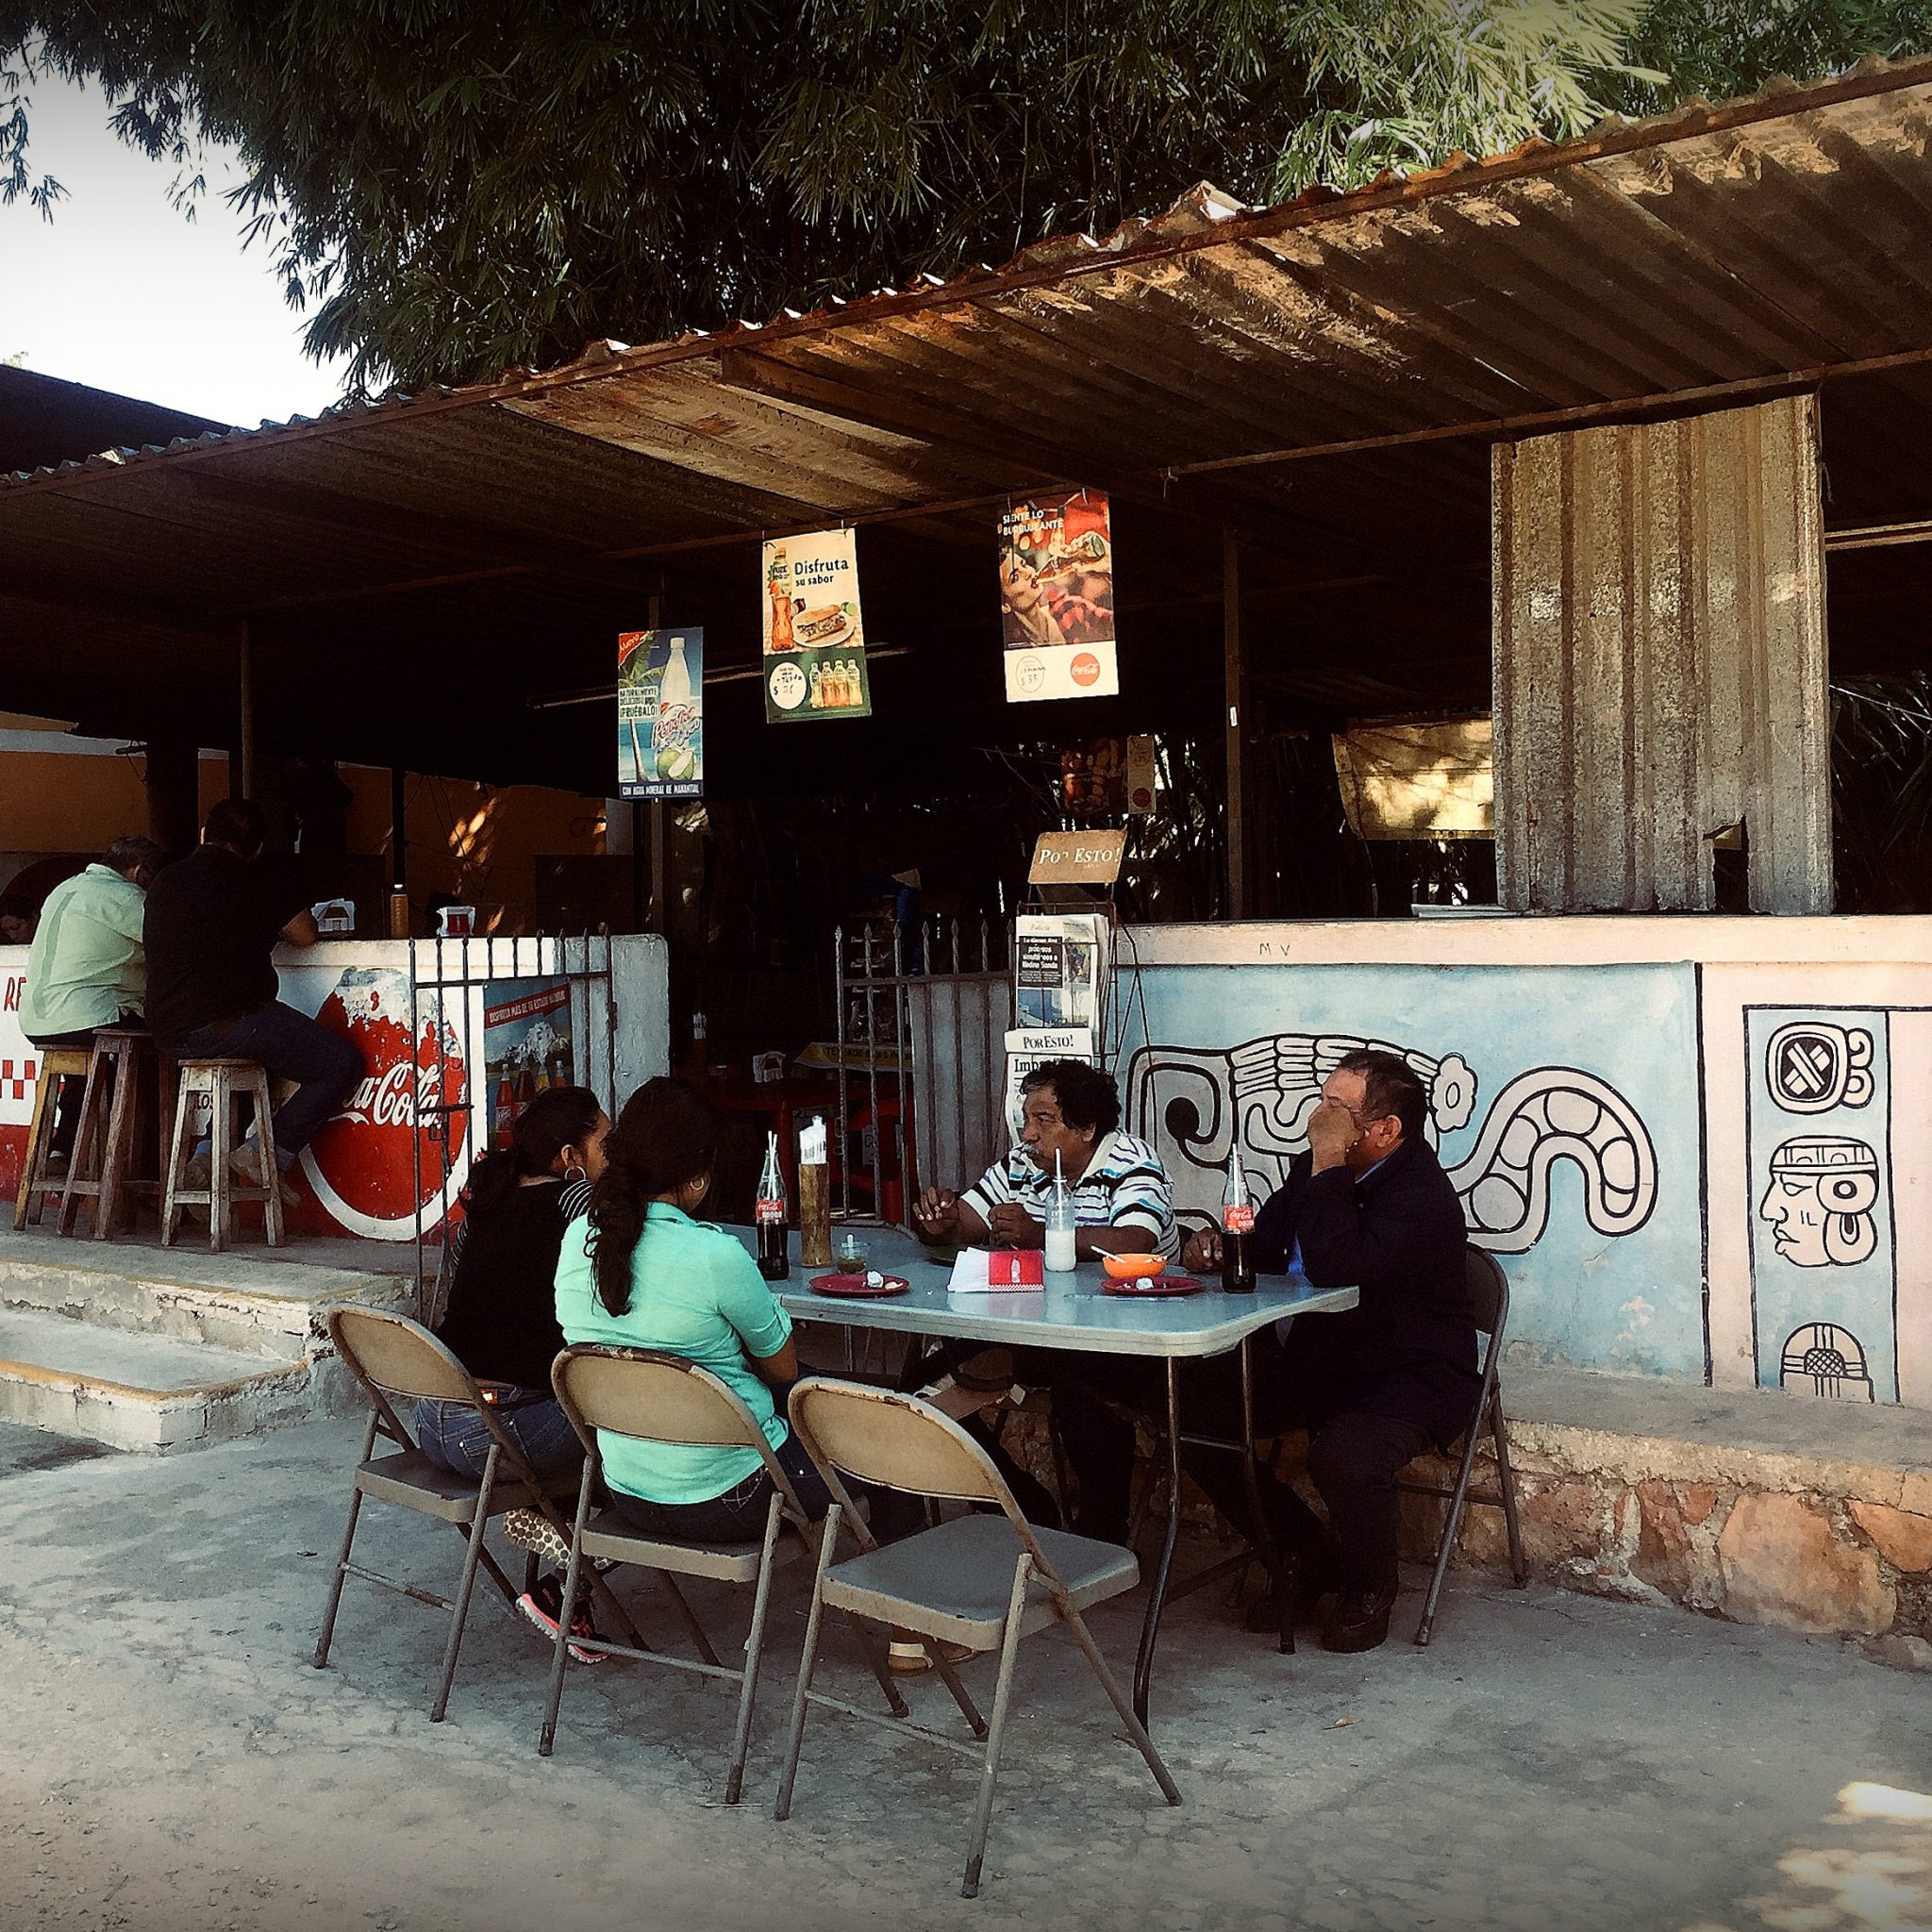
[999,489,1120,703]
[760,528,872,722]
[482,979,574,1149]
[617,626,704,798]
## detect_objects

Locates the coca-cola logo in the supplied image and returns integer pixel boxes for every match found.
[337,1060,448,1132]
[296,969,470,1241]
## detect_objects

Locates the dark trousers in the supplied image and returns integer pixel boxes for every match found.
[170,1001,363,1168]
[608,1428,834,1542]
[27,1019,145,1159]
[413,1394,585,1482]
[1038,1338,1429,1595]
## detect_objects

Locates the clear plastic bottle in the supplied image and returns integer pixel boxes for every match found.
[661,635,692,708]
[1044,1150,1078,1272]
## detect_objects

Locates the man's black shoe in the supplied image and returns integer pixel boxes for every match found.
[1242,1545,1339,1633]
[1321,1581,1399,1653]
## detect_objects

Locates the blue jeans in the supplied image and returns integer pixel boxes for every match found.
[608,1427,832,1541]
[171,1001,363,1168]
[414,1394,585,1481]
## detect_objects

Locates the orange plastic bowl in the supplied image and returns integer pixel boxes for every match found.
[1102,1252,1167,1281]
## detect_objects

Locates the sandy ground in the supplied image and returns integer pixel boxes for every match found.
[1,1415,1928,1932]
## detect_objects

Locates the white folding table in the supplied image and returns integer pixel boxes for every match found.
[728,1224,1357,1723]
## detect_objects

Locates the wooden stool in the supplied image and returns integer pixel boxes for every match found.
[11,1046,92,1232]
[161,1058,285,1253]
[58,1029,170,1241]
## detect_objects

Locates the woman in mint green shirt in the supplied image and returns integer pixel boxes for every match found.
[555,1078,832,1541]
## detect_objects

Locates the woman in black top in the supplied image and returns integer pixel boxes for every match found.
[416,1085,613,1661]
[416,1085,610,1482]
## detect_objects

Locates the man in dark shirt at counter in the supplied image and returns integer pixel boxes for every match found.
[143,799,363,1199]
[1052,1048,1478,1653]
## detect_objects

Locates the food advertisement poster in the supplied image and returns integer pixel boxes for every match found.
[1126,734,1158,812]
[761,528,871,723]
[617,626,705,799]
[998,489,1119,703]
[1058,739,1127,816]
[482,978,574,1149]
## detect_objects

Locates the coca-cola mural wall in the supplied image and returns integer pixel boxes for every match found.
[280,965,472,1241]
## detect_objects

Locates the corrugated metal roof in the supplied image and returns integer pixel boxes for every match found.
[8,57,1932,769]
[11,55,1932,492]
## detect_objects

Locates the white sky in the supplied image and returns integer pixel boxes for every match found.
[0,74,347,426]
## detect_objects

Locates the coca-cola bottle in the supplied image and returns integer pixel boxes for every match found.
[1222,1142,1257,1293]
[756,1131,790,1281]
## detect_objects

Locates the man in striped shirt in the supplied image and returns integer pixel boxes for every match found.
[913,1058,1176,1261]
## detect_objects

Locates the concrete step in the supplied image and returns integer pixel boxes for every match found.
[0,1304,324,1454]
[0,1243,412,1359]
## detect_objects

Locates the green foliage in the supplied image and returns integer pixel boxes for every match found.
[1,1,1929,396]
[1270,1,1655,196]
[1612,0,1932,110]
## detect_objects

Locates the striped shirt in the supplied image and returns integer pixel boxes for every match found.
[963,1131,1177,1260]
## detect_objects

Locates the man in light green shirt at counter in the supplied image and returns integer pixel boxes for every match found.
[20,836,164,1166]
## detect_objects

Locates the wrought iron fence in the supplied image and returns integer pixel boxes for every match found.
[408,930,617,1324]
[830,916,1010,1226]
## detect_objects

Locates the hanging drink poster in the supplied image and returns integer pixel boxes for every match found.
[761,528,872,723]
[998,489,1119,703]
[482,979,574,1149]
[617,626,705,799]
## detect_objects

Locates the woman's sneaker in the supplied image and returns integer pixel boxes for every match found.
[516,1573,605,1665]
[503,1507,572,1571]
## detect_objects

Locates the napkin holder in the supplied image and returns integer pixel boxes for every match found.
[986,1249,1045,1288]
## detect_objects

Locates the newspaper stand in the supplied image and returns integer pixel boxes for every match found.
[1006,832,1126,1138]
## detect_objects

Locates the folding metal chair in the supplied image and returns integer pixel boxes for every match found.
[311,1306,642,1721]
[541,1346,905,1803]
[1401,1245,1530,1645]
[778,1377,1182,1900]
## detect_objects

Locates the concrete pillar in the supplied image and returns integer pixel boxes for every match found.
[143,739,201,858]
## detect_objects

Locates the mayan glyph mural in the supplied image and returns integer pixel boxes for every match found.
[1117,961,1703,1381]
[1124,1034,1657,1255]
[1744,1007,1907,1403]
[1082,938,1932,1406]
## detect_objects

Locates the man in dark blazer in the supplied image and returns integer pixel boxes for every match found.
[1050,1048,1479,1653]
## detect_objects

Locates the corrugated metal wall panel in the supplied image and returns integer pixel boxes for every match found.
[1493,394,1830,912]
[905,974,1012,1198]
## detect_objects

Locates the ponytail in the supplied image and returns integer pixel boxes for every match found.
[463,1084,603,1221]
[589,1077,722,1316]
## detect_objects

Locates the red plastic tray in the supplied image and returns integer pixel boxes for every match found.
[1101,1274,1206,1298]
[808,1272,911,1298]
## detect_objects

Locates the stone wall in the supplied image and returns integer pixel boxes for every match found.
[1398,1444,1924,1669]
[999,1362,1932,1669]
